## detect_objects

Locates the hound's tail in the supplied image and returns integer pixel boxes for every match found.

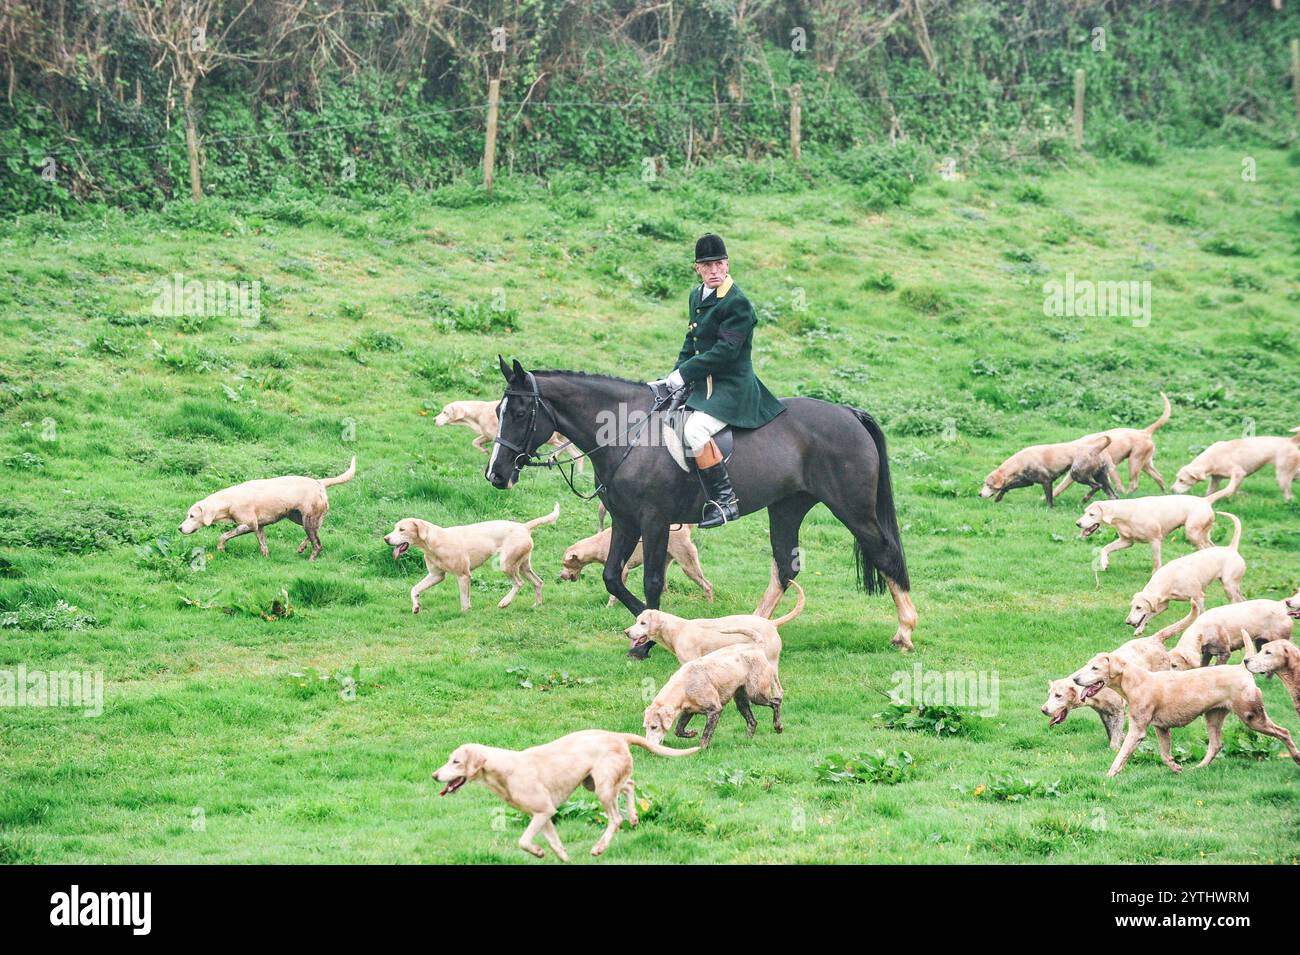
[1289,426,1300,445]
[1241,628,1257,661]
[321,456,357,487]
[525,502,561,530]
[1215,511,1242,550]
[1206,485,1233,505]
[623,735,700,757]
[772,580,806,628]
[1144,392,1172,434]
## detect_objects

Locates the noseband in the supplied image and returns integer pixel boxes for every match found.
[491,372,558,472]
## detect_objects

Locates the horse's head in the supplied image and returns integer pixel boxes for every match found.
[486,357,555,489]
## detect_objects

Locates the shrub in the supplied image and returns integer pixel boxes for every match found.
[816,750,915,785]
[433,301,520,335]
[1011,181,1047,204]
[1201,236,1258,258]
[968,776,1062,801]
[899,285,955,315]
[289,576,369,607]
[875,702,973,737]
[1,599,97,631]
[1093,120,1160,165]
[860,271,896,292]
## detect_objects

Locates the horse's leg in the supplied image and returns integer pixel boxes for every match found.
[823,496,916,652]
[602,518,646,617]
[755,493,817,618]
[638,520,672,611]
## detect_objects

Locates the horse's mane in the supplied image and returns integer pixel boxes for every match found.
[531,368,643,388]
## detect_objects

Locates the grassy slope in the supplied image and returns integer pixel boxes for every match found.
[1,145,1298,864]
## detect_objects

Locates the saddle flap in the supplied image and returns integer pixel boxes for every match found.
[661,409,733,472]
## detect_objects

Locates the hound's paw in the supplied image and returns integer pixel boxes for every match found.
[1167,763,1183,774]
[520,844,545,859]
[411,603,421,615]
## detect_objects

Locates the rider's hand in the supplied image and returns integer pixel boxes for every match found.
[647,370,685,391]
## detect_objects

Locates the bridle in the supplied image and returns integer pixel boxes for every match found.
[490,371,684,502]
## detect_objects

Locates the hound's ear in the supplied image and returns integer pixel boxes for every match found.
[463,745,487,779]
[498,355,512,381]
[511,358,526,381]
[200,504,214,527]
[1107,653,1126,672]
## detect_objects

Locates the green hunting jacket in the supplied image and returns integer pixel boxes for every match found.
[673,276,786,429]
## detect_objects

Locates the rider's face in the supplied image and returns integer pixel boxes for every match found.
[694,257,728,289]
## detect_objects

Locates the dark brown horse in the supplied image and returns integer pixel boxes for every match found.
[486,358,916,653]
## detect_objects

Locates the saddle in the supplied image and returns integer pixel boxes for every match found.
[661,408,735,472]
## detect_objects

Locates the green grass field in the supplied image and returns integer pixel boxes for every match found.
[2,145,1298,864]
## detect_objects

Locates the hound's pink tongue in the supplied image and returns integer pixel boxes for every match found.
[393,542,409,559]
[1049,709,1067,726]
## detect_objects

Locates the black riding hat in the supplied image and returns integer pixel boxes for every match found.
[694,233,727,262]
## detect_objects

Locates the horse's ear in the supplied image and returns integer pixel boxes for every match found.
[512,358,526,381]
[498,355,512,381]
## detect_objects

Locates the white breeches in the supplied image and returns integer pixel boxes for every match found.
[683,410,728,453]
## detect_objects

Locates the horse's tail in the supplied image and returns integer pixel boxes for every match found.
[848,408,910,594]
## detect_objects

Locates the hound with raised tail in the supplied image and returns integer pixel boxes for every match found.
[384,503,559,613]
[1053,391,1172,496]
[178,456,356,560]
[1076,493,1222,572]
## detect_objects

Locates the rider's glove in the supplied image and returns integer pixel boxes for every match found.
[646,369,686,392]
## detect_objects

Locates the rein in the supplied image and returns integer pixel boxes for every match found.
[492,372,684,503]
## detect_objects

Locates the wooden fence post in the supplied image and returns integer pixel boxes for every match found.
[484,78,500,194]
[789,84,802,162]
[1073,68,1085,149]
[1292,39,1300,123]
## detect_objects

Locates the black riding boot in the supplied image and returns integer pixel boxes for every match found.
[697,458,740,528]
